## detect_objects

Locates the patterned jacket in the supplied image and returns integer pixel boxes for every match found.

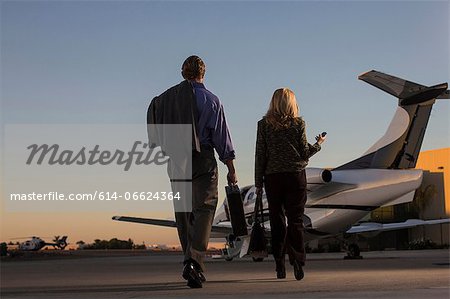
[254,117,321,188]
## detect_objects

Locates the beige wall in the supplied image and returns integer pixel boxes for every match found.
[411,148,450,245]
[415,148,449,216]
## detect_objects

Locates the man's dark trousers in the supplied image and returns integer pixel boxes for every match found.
[174,145,218,272]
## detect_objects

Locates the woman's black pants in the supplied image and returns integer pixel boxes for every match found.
[264,171,307,267]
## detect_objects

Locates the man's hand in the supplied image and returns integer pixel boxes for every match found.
[225,159,237,186]
[227,171,237,186]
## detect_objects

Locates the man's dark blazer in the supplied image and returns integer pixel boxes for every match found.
[147,80,201,153]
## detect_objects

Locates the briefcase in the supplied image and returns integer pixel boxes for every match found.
[225,185,248,236]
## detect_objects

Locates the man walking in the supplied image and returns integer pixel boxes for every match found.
[147,56,237,288]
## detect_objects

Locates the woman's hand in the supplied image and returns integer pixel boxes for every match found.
[315,134,326,145]
[255,186,263,198]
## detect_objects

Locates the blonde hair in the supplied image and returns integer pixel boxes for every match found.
[265,88,300,129]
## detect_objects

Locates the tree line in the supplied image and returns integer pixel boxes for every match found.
[77,238,146,250]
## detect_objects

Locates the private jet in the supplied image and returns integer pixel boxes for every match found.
[113,70,450,260]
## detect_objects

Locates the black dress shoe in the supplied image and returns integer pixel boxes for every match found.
[182,262,203,288]
[187,278,202,289]
[191,261,207,282]
[293,261,304,281]
[198,271,206,283]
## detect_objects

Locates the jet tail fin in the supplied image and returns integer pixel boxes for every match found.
[358,70,448,105]
[336,70,448,170]
[437,89,449,99]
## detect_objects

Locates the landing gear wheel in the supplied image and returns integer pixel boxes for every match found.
[252,257,264,262]
[344,243,362,259]
[225,257,234,262]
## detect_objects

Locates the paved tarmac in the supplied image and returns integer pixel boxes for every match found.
[1,250,449,298]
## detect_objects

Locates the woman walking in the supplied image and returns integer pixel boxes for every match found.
[254,88,326,280]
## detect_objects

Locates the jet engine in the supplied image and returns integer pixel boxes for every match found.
[305,168,332,184]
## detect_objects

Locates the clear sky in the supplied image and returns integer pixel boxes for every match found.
[1,0,449,245]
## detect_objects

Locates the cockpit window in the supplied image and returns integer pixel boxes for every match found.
[247,192,255,203]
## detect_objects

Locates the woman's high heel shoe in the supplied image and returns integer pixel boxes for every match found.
[293,260,304,281]
[276,267,286,279]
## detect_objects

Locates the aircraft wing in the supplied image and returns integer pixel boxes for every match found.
[112,216,233,234]
[346,218,450,234]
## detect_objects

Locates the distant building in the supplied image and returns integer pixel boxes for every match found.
[410,147,449,245]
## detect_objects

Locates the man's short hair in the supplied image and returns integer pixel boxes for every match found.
[181,56,206,80]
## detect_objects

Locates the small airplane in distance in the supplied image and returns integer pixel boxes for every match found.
[12,236,68,251]
[113,70,450,260]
